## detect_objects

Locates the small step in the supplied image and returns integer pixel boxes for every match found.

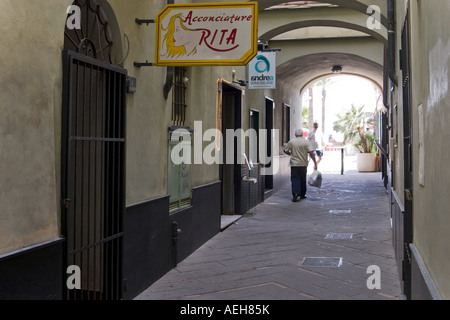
[220,215,241,231]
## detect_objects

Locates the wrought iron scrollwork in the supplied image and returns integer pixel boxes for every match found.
[64,0,119,64]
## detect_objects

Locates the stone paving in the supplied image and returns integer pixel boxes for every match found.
[135,153,402,301]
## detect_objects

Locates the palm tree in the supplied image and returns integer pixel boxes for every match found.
[333,104,375,153]
[316,78,334,136]
[302,107,309,128]
[307,86,314,129]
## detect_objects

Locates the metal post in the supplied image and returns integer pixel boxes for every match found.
[341,148,345,175]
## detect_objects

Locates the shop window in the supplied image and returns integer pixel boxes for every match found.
[168,128,192,212]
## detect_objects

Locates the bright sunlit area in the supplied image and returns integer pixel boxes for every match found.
[302,75,383,173]
[302,75,382,143]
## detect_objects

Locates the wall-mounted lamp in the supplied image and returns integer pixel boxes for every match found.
[257,39,281,52]
[234,79,247,87]
[232,70,247,87]
[332,65,343,73]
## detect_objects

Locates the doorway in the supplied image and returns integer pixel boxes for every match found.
[61,51,127,300]
[62,0,126,300]
[265,98,274,191]
[249,109,260,164]
[220,82,242,215]
[400,10,413,300]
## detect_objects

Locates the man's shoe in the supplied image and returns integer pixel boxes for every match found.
[292,194,299,202]
[300,196,307,200]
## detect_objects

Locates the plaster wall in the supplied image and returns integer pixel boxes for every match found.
[258,7,387,43]
[408,0,450,299]
[274,37,384,68]
[0,0,72,255]
[107,0,172,205]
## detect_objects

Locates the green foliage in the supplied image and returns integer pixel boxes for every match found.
[302,108,309,128]
[333,104,377,153]
[354,132,378,154]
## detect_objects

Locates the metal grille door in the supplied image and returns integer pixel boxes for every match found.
[62,50,127,300]
[400,13,413,300]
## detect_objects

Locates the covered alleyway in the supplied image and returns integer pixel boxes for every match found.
[135,152,401,300]
[2,0,447,302]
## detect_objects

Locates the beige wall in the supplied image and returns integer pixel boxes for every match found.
[0,0,72,255]
[275,38,384,69]
[109,0,172,205]
[390,0,450,299]
[408,0,450,299]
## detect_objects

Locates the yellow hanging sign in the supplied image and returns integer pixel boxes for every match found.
[155,2,258,66]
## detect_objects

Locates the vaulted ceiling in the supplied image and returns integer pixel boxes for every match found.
[256,0,387,91]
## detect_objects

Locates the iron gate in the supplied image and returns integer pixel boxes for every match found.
[61,50,127,300]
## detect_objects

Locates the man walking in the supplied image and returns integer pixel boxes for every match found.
[308,122,325,165]
[284,129,318,202]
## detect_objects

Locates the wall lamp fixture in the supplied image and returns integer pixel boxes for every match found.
[332,65,343,73]
[258,40,281,52]
[234,80,247,87]
[232,70,247,87]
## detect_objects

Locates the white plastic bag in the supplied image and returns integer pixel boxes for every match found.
[308,170,323,188]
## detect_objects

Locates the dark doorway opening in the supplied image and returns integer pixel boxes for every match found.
[400,10,413,300]
[249,109,260,164]
[265,97,274,191]
[220,82,242,215]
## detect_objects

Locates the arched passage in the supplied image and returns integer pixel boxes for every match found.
[257,0,389,27]
[277,52,383,93]
[260,20,387,45]
[300,74,384,171]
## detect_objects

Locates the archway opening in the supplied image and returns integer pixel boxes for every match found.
[301,75,386,173]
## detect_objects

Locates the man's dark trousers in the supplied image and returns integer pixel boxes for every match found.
[291,166,308,198]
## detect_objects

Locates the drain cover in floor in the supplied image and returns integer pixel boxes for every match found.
[329,210,352,215]
[325,233,353,240]
[300,257,343,267]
